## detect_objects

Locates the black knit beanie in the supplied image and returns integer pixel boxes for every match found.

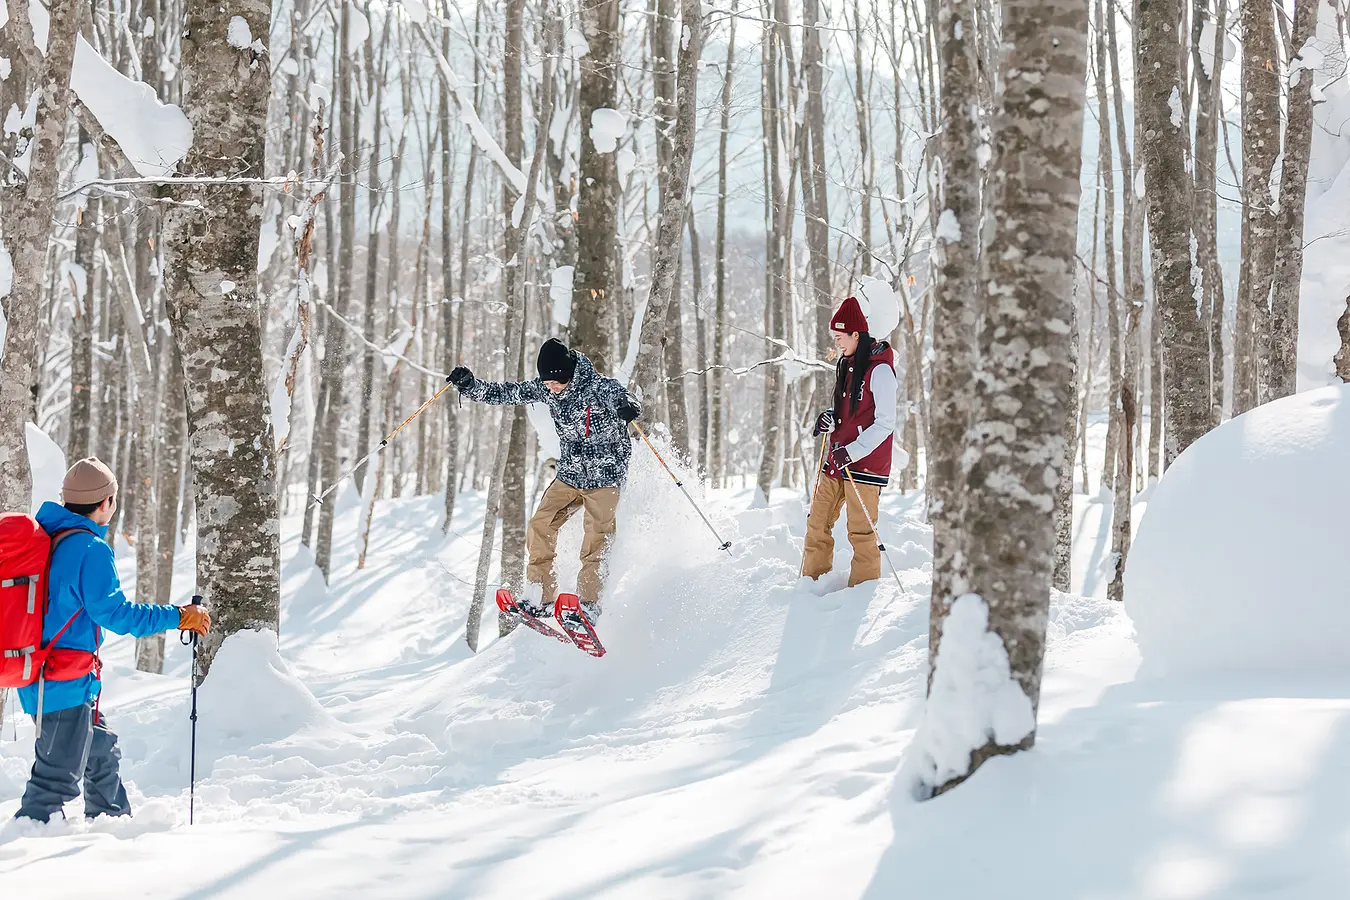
[537,338,577,383]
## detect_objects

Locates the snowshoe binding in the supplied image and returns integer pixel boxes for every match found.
[554,593,606,658]
[496,588,573,647]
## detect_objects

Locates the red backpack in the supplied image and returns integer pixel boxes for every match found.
[0,513,96,690]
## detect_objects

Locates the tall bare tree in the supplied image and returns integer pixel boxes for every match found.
[1234,0,1280,413]
[1138,0,1209,465]
[633,0,703,408]
[926,0,982,669]
[1268,0,1319,399]
[925,0,1090,796]
[162,0,281,673]
[572,0,622,369]
[0,0,81,510]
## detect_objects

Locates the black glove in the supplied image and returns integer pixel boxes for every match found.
[449,366,474,390]
[616,399,641,423]
[812,409,837,437]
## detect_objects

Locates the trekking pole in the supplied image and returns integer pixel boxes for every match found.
[841,465,906,595]
[632,422,732,555]
[800,434,830,577]
[309,375,455,509]
[179,598,201,826]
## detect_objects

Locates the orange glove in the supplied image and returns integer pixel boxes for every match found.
[178,604,211,636]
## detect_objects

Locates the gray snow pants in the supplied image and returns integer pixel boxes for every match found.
[15,699,131,822]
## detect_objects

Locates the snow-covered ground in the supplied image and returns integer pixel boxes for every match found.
[2,410,1348,897]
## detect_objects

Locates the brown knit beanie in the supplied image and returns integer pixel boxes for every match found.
[62,458,118,506]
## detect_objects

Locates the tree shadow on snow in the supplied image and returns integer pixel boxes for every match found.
[862,675,1350,898]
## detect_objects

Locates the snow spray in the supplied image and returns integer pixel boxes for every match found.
[632,422,732,555]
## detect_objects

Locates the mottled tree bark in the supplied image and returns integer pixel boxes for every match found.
[802,0,832,419]
[1234,0,1280,413]
[153,343,186,629]
[1194,0,1228,424]
[1336,299,1350,380]
[1054,301,1080,593]
[755,1,787,506]
[498,0,529,634]
[927,0,982,671]
[710,4,736,488]
[0,0,81,510]
[632,0,703,411]
[440,0,463,533]
[466,14,556,651]
[931,0,1089,795]
[314,2,359,580]
[1268,0,1319,399]
[356,19,391,495]
[68,170,97,464]
[572,0,621,369]
[1139,0,1208,465]
[162,0,281,674]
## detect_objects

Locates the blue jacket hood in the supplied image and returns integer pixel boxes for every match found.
[35,500,108,539]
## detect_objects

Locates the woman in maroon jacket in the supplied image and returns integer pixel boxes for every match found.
[802,296,897,587]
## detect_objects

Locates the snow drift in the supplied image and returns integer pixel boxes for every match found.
[1126,384,1350,677]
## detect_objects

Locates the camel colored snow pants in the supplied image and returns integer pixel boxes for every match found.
[527,480,620,608]
[801,475,882,587]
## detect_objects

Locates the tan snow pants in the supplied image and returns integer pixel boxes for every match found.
[527,480,620,607]
[801,475,882,587]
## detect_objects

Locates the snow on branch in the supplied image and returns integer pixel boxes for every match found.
[26,0,191,177]
[667,353,834,382]
[57,173,342,202]
[414,22,527,195]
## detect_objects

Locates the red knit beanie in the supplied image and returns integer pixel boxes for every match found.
[830,296,869,334]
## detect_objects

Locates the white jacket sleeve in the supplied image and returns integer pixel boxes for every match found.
[844,363,898,461]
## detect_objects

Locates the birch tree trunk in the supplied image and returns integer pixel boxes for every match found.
[631,0,703,407]
[314,3,359,580]
[1193,0,1228,424]
[1268,0,1318,399]
[498,0,530,634]
[105,248,165,672]
[162,0,281,674]
[710,2,736,488]
[573,0,622,369]
[154,343,186,622]
[927,0,982,670]
[1139,0,1208,466]
[1234,0,1280,413]
[1054,300,1080,593]
[803,0,833,417]
[928,0,1089,796]
[466,15,556,651]
[0,0,81,511]
[68,180,97,464]
[440,0,462,532]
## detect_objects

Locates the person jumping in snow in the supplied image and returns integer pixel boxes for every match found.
[801,297,897,587]
[449,338,641,625]
[14,458,211,824]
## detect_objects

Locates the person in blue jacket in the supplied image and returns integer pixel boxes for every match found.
[14,458,211,824]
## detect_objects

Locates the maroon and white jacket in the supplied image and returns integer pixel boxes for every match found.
[823,343,897,487]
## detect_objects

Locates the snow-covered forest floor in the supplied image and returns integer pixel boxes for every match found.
[2,419,1348,898]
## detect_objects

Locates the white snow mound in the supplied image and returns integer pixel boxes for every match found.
[1126,385,1350,677]
[901,593,1035,793]
[197,629,334,750]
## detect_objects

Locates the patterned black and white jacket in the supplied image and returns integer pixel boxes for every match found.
[460,352,640,491]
